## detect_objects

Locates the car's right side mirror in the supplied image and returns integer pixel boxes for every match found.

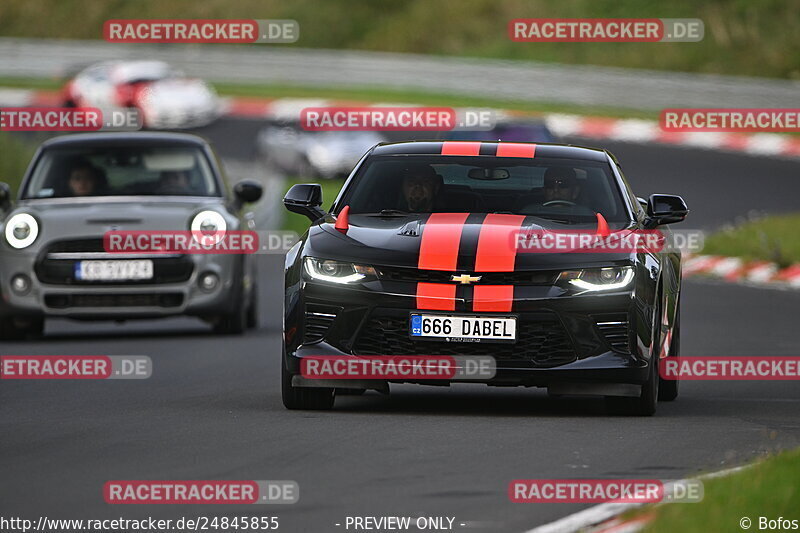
[283,183,327,222]
[645,194,688,227]
[0,182,12,213]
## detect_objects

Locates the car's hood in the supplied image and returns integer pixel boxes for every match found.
[307,213,636,270]
[6,197,228,243]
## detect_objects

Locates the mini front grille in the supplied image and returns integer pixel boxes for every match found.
[36,239,193,285]
[353,315,576,368]
[303,304,340,344]
[44,293,183,309]
[376,267,557,285]
[594,313,631,353]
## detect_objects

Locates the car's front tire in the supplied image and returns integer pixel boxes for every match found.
[605,355,658,416]
[214,304,246,334]
[214,268,249,335]
[658,305,680,402]
[246,282,259,329]
[281,349,335,410]
[606,289,663,416]
[0,315,44,340]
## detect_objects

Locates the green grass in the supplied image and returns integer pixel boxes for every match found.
[1,0,798,79]
[281,177,345,235]
[702,214,800,267]
[638,448,800,533]
[0,132,36,197]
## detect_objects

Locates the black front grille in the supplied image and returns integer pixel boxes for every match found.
[36,239,193,285]
[303,304,340,343]
[44,293,183,309]
[376,267,557,285]
[353,315,576,368]
[594,313,630,353]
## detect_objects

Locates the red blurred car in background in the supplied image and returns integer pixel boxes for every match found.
[62,60,220,129]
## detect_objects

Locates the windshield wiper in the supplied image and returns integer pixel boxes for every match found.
[367,209,410,216]
[528,214,575,224]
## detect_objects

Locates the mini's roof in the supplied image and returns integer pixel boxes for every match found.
[40,132,209,149]
[370,141,609,162]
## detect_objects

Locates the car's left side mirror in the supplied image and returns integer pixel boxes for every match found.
[645,194,688,227]
[283,183,327,222]
[0,182,12,213]
[232,180,263,208]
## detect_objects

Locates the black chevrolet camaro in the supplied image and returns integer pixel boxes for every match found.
[282,141,688,415]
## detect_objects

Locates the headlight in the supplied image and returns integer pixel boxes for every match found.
[303,257,376,284]
[557,266,634,291]
[4,213,39,249]
[190,210,227,245]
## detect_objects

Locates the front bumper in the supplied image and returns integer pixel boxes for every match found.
[0,246,243,320]
[285,279,652,390]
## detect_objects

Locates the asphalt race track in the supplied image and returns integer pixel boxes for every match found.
[2,119,799,532]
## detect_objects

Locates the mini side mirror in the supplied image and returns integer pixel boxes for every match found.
[233,180,264,204]
[283,183,326,222]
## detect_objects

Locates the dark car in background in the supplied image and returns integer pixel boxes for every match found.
[439,118,555,143]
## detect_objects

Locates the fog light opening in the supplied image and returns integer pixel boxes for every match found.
[10,274,31,295]
[199,272,220,292]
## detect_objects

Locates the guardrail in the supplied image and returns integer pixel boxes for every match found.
[1,38,798,111]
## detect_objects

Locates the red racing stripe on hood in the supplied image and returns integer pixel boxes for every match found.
[473,285,514,312]
[441,141,481,156]
[418,212,470,271]
[474,214,526,272]
[416,282,457,311]
[495,143,536,158]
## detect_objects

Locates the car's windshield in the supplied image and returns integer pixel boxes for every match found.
[113,62,175,83]
[342,155,630,223]
[23,144,221,199]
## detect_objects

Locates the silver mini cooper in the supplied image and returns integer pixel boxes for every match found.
[0,132,263,339]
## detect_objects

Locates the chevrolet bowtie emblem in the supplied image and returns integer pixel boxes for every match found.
[451,274,482,285]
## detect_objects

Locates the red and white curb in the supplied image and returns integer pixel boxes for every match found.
[524,464,753,533]
[683,254,800,289]
[2,88,800,159]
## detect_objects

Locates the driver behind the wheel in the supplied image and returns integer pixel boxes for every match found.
[543,167,580,204]
[401,164,441,213]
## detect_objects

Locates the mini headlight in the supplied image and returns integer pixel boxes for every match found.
[190,210,227,245]
[303,257,376,284]
[4,213,39,249]
[558,266,634,291]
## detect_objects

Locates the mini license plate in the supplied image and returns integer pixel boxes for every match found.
[75,260,154,281]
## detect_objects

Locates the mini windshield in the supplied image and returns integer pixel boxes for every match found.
[342,155,631,223]
[23,144,221,199]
